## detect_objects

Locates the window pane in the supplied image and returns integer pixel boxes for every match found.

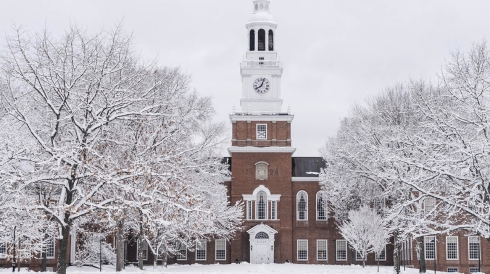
[257,191,267,220]
[196,240,207,261]
[256,124,267,140]
[317,240,327,261]
[297,191,307,221]
[47,238,55,258]
[247,201,252,220]
[424,197,436,213]
[336,240,347,261]
[469,236,480,260]
[0,242,6,255]
[470,267,480,273]
[447,267,458,273]
[176,241,187,260]
[424,236,435,260]
[297,240,308,261]
[271,201,276,220]
[375,246,386,261]
[446,236,458,260]
[316,192,326,220]
[215,239,226,261]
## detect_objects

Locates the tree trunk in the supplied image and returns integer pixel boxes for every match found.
[42,227,49,272]
[377,256,380,272]
[41,239,47,272]
[394,231,400,274]
[418,236,426,273]
[137,236,143,270]
[116,219,125,272]
[57,225,70,274]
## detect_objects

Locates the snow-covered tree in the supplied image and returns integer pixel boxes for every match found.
[0,25,242,274]
[338,206,389,268]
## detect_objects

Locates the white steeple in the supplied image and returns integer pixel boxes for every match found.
[239,0,284,114]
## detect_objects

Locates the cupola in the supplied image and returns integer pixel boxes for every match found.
[247,0,277,52]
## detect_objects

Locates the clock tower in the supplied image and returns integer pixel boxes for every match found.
[240,0,284,114]
[230,0,294,149]
[229,0,296,265]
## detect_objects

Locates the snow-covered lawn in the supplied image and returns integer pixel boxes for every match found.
[1,264,465,274]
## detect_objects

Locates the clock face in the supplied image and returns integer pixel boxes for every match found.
[253,77,270,94]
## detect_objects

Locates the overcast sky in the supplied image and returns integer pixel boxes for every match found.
[2,0,490,156]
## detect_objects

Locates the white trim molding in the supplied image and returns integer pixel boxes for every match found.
[228,146,296,155]
[230,114,294,123]
[292,177,320,182]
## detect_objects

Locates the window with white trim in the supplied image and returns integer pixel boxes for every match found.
[0,241,6,257]
[446,236,458,260]
[424,236,436,260]
[270,201,277,220]
[470,267,481,273]
[317,240,327,261]
[316,191,327,220]
[297,191,308,221]
[215,239,226,261]
[468,236,480,260]
[247,201,253,220]
[424,197,436,213]
[196,240,207,261]
[256,124,267,140]
[257,191,267,220]
[375,245,386,261]
[356,251,363,261]
[447,267,458,273]
[0,243,6,260]
[138,240,148,261]
[176,241,187,260]
[336,240,347,261]
[46,237,55,259]
[297,240,308,261]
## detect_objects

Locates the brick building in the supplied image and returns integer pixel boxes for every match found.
[2,1,489,273]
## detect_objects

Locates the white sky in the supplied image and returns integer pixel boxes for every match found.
[2,0,490,156]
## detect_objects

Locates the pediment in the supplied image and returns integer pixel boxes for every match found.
[247,223,278,236]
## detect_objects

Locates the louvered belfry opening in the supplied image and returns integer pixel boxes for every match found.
[250,29,255,51]
[268,30,274,51]
[258,29,266,51]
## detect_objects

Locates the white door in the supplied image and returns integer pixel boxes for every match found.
[254,244,269,264]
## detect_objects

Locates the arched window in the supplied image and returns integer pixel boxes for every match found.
[424,197,436,214]
[268,30,274,51]
[297,191,308,221]
[258,29,266,51]
[255,4,258,10]
[249,30,255,51]
[255,232,269,239]
[257,191,267,220]
[316,191,327,220]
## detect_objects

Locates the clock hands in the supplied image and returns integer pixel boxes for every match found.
[257,78,266,89]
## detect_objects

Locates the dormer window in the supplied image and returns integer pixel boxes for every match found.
[256,124,267,139]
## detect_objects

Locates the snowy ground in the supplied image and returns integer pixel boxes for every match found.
[1,264,463,274]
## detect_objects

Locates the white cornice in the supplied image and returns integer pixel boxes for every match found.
[229,114,294,123]
[228,146,296,155]
[291,177,320,182]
